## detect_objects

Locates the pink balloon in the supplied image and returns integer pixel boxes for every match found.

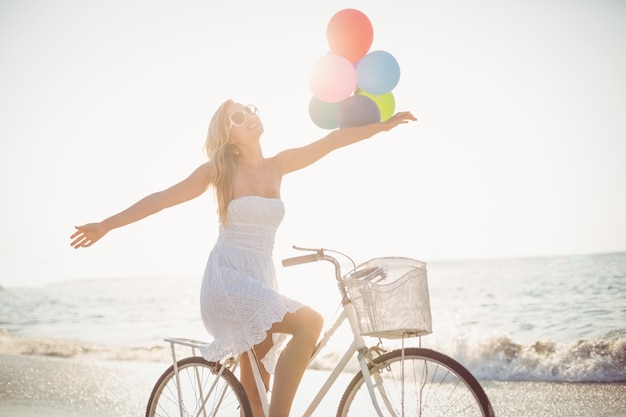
[309,54,357,103]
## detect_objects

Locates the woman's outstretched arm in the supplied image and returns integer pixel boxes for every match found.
[70,162,212,249]
[272,111,416,175]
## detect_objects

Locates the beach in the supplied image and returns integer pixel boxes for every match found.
[1,353,625,417]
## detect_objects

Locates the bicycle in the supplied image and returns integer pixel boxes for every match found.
[146,246,495,417]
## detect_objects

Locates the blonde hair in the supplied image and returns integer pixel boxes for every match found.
[204,99,240,225]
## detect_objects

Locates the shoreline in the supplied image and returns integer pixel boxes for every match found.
[1,353,625,416]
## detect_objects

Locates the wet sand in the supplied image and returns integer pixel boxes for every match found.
[1,354,625,416]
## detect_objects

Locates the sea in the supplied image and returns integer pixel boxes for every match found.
[1,251,625,383]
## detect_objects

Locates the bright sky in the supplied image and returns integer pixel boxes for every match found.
[1,0,625,288]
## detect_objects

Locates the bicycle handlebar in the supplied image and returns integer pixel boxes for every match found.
[282,246,393,286]
[281,253,320,267]
[281,246,345,282]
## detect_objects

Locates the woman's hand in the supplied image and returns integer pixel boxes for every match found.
[70,223,108,249]
[381,111,417,131]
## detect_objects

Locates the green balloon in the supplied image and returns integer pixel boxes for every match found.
[309,96,339,129]
[356,89,395,121]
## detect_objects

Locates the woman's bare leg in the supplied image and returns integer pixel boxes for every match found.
[267,306,324,417]
[240,335,273,417]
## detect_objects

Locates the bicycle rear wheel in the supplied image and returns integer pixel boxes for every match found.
[146,356,252,417]
[337,347,494,417]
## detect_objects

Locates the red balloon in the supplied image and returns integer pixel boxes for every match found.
[326,9,373,63]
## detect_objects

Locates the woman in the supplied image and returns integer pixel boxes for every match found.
[71,99,416,417]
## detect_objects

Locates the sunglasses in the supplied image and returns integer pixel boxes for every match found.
[229,104,258,129]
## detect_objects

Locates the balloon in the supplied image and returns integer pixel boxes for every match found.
[337,95,380,128]
[357,50,400,95]
[309,54,357,103]
[309,96,339,130]
[357,89,395,121]
[326,9,373,63]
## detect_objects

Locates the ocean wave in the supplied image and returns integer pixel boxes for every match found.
[2,330,624,383]
[0,330,172,363]
[446,334,626,383]
[307,334,626,383]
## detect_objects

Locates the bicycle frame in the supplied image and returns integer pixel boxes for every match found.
[154,248,494,417]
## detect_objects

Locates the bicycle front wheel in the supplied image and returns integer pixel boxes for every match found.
[337,347,494,417]
[146,356,253,417]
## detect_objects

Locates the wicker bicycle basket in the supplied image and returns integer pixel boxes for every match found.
[344,257,432,339]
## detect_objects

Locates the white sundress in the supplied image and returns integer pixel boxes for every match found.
[199,196,304,373]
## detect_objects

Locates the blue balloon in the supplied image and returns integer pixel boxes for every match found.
[356,50,400,95]
[337,95,380,128]
[309,96,339,129]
